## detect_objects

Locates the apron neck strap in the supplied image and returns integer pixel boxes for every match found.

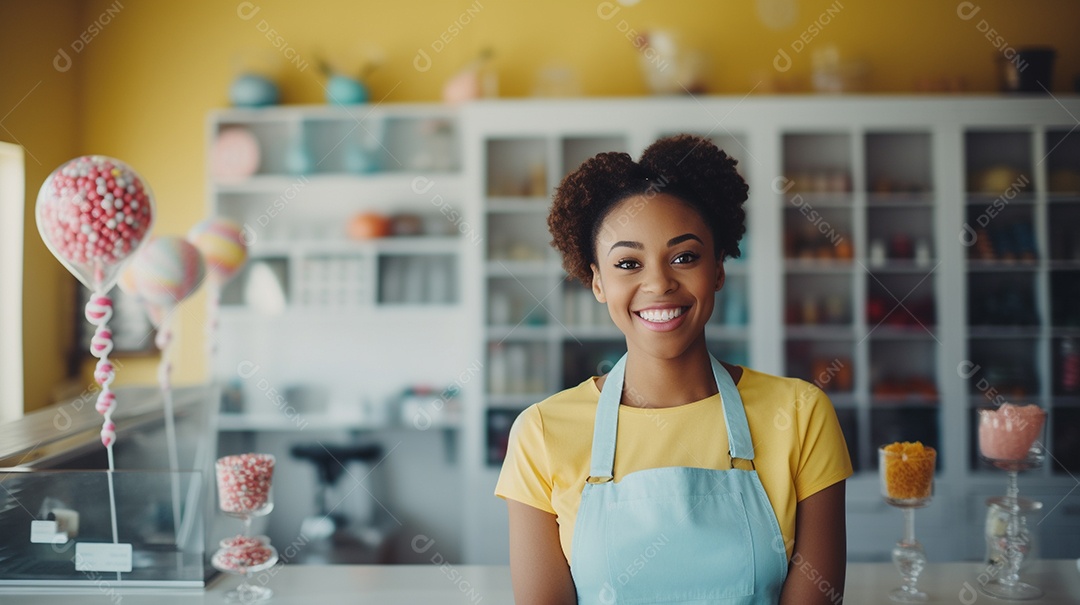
[588,352,755,482]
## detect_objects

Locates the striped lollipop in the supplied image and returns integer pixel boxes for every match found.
[129,236,206,323]
[187,218,247,285]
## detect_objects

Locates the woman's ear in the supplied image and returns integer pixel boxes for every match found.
[591,264,606,303]
[715,258,726,292]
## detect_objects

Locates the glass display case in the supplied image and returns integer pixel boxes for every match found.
[0,385,218,587]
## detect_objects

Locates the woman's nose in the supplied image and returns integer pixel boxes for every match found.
[642,264,677,294]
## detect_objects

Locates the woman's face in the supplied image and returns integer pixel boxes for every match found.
[590,193,723,361]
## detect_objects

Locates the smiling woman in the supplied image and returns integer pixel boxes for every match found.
[0,142,24,424]
[496,135,852,605]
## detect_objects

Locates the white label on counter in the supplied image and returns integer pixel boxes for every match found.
[30,520,67,544]
[75,543,132,572]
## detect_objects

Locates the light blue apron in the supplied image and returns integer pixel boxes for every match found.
[570,353,788,604]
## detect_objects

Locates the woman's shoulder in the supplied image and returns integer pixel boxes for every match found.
[534,377,601,416]
[738,366,835,409]
[510,379,598,448]
[739,365,817,392]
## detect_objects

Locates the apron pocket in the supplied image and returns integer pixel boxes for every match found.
[601,490,755,603]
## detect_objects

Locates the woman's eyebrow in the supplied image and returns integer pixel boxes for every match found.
[667,233,703,247]
[608,234,703,255]
[608,240,643,254]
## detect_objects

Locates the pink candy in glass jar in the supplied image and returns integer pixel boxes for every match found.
[978,404,1046,461]
[216,453,275,514]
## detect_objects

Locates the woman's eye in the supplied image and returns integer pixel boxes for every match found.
[673,252,700,264]
[614,259,641,270]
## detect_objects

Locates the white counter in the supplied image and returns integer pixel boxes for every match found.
[1,560,1077,604]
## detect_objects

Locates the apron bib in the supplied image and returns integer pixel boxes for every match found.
[570,354,788,604]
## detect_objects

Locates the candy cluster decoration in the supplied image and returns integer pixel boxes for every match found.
[86,296,118,446]
[211,532,279,601]
[124,236,206,328]
[213,453,278,601]
[37,156,154,287]
[212,535,275,572]
[881,441,936,503]
[216,453,275,514]
[187,218,247,285]
[36,156,155,457]
[978,403,1047,461]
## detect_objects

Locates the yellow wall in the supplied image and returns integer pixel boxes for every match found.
[10,0,1080,400]
[1,0,82,413]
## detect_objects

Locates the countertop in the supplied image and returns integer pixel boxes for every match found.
[0,560,1078,604]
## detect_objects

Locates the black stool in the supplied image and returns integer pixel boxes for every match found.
[290,442,392,564]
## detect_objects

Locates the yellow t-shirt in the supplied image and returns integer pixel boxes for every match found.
[494,366,853,564]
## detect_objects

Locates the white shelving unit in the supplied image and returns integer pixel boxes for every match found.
[206,103,473,562]
[206,97,1080,566]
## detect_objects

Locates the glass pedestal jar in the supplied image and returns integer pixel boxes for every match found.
[985,496,1041,572]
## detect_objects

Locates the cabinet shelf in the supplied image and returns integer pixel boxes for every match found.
[486,325,554,341]
[250,236,461,259]
[1047,193,1080,203]
[485,260,560,277]
[863,261,938,273]
[782,193,854,207]
[869,395,939,407]
[217,413,461,432]
[563,326,624,341]
[865,193,935,207]
[867,326,937,339]
[214,167,460,189]
[486,197,551,212]
[784,260,856,273]
[966,260,1041,272]
[785,325,856,339]
[965,193,1037,205]
[967,326,1042,338]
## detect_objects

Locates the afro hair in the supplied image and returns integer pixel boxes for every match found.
[548,134,748,285]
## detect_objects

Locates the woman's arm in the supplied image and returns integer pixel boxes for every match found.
[779,480,847,605]
[507,499,577,605]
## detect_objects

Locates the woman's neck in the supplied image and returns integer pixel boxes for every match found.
[619,339,719,409]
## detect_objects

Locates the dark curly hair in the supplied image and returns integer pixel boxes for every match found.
[548,134,748,285]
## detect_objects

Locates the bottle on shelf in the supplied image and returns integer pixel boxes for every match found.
[1061,337,1079,394]
[488,343,508,395]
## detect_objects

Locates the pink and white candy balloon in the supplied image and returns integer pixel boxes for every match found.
[36,156,155,454]
[124,236,206,331]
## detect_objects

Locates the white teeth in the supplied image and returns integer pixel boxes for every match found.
[637,307,685,322]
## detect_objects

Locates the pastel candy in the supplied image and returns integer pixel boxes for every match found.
[100,421,116,448]
[215,453,274,513]
[84,295,113,324]
[95,389,116,415]
[187,219,247,284]
[978,403,1047,461]
[35,156,154,291]
[212,542,274,572]
[90,327,113,358]
[94,360,115,385]
[130,236,206,311]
